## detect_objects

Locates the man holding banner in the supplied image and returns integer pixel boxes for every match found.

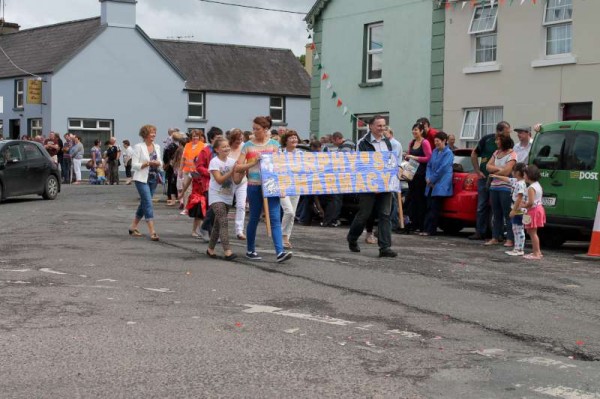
[346,115,398,258]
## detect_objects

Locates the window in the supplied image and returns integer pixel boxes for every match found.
[568,133,597,171]
[353,113,389,142]
[23,142,44,160]
[188,92,204,119]
[29,119,42,137]
[562,102,592,121]
[531,131,565,170]
[460,107,503,142]
[4,144,23,162]
[543,0,572,56]
[14,79,24,109]
[365,23,383,82]
[469,5,498,64]
[269,96,285,123]
[68,118,113,157]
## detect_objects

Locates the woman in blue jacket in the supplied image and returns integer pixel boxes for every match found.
[422,131,454,236]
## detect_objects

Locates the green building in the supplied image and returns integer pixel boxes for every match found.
[305,0,445,144]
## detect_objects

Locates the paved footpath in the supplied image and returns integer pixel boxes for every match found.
[1,184,600,398]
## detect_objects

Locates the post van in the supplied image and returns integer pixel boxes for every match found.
[529,121,600,248]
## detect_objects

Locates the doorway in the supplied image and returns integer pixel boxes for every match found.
[9,119,20,139]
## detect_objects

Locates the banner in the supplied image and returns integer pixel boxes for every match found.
[260,151,401,198]
[27,79,42,104]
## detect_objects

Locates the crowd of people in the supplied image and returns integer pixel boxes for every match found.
[3,113,545,261]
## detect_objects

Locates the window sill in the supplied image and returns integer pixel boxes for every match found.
[462,63,501,74]
[531,55,577,68]
[13,107,24,112]
[358,81,383,88]
[185,118,207,123]
[272,122,288,127]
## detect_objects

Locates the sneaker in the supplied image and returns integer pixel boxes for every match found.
[180,209,188,216]
[365,233,377,244]
[199,229,210,242]
[246,251,262,260]
[276,251,293,263]
[505,249,524,256]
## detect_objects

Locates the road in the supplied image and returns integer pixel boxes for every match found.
[1,184,600,398]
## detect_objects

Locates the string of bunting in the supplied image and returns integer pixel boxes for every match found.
[440,0,560,9]
[308,38,367,128]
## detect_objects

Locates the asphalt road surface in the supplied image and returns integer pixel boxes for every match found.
[1,185,600,399]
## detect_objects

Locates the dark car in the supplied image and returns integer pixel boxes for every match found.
[0,140,61,202]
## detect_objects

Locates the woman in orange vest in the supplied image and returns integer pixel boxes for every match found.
[179,129,205,214]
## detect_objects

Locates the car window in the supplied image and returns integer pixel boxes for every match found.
[566,132,597,171]
[531,131,565,170]
[452,155,475,173]
[3,145,24,162]
[23,142,45,160]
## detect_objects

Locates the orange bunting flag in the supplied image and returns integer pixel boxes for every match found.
[499,0,506,4]
[470,0,476,7]
[321,73,329,80]
[336,99,343,108]
[445,1,452,9]
[310,43,316,50]
[532,0,536,3]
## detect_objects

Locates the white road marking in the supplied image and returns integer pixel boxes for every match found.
[532,386,600,399]
[0,269,30,273]
[79,275,88,278]
[40,268,68,275]
[142,287,173,293]
[518,357,576,370]
[385,329,421,338]
[474,348,505,357]
[97,279,117,282]
[126,321,137,325]
[1,280,31,284]
[284,328,300,334]
[67,285,117,289]
[356,324,374,330]
[243,304,355,326]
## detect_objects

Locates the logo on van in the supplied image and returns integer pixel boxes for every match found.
[570,171,599,180]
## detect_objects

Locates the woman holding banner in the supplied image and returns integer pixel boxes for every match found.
[280,130,301,249]
[235,116,293,263]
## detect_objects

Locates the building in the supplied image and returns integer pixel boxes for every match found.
[443,0,600,147]
[305,0,444,144]
[0,0,310,153]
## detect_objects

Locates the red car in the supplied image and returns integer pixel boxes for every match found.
[438,149,480,234]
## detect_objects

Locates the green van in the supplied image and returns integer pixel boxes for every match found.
[529,121,600,248]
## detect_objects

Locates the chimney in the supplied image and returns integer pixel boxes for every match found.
[100,0,137,28]
[0,19,20,35]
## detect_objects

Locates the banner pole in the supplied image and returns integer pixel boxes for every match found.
[263,197,272,237]
[398,191,404,229]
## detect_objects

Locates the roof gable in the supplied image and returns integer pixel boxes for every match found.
[0,17,104,79]
[305,0,331,26]
[153,40,310,97]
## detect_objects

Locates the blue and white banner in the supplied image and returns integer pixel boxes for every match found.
[260,151,400,198]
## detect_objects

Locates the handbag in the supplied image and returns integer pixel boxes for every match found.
[522,213,532,225]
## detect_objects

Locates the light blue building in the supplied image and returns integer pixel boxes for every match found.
[305,0,444,145]
[0,0,310,154]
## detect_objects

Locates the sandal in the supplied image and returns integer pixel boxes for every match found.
[523,253,543,260]
[224,253,237,261]
[484,239,500,246]
[150,233,160,242]
[206,249,217,259]
[503,240,514,247]
[128,228,143,237]
[283,242,293,249]
[236,234,246,240]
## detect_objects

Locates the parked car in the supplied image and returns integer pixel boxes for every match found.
[438,148,480,234]
[530,120,600,248]
[0,140,61,202]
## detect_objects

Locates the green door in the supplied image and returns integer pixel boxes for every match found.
[530,131,566,216]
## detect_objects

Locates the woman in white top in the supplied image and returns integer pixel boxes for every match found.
[228,128,248,240]
[280,130,301,249]
[128,124,163,241]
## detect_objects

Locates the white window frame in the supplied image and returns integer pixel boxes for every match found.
[353,112,389,142]
[460,107,503,142]
[366,22,383,83]
[187,91,205,119]
[474,33,497,65]
[30,118,42,137]
[68,119,113,132]
[269,96,285,123]
[15,79,24,109]
[543,0,573,57]
[468,4,498,35]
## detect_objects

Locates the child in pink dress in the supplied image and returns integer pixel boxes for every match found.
[523,165,546,260]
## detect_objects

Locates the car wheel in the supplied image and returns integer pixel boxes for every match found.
[439,219,464,235]
[42,175,59,200]
[538,228,566,249]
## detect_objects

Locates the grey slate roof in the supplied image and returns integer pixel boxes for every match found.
[153,40,310,97]
[0,17,104,79]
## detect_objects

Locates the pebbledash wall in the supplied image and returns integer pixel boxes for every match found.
[306,0,434,145]
[444,0,600,147]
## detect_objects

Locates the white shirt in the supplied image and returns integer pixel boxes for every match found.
[208,157,236,206]
[123,146,134,163]
[369,133,388,152]
[514,139,533,163]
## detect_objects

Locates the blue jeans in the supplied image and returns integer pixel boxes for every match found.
[476,178,491,236]
[134,177,158,221]
[490,189,513,241]
[247,185,284,255]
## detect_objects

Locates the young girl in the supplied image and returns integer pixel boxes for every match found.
[523,165,546,260]
[205,137,241,261]
[491,162,528,256]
